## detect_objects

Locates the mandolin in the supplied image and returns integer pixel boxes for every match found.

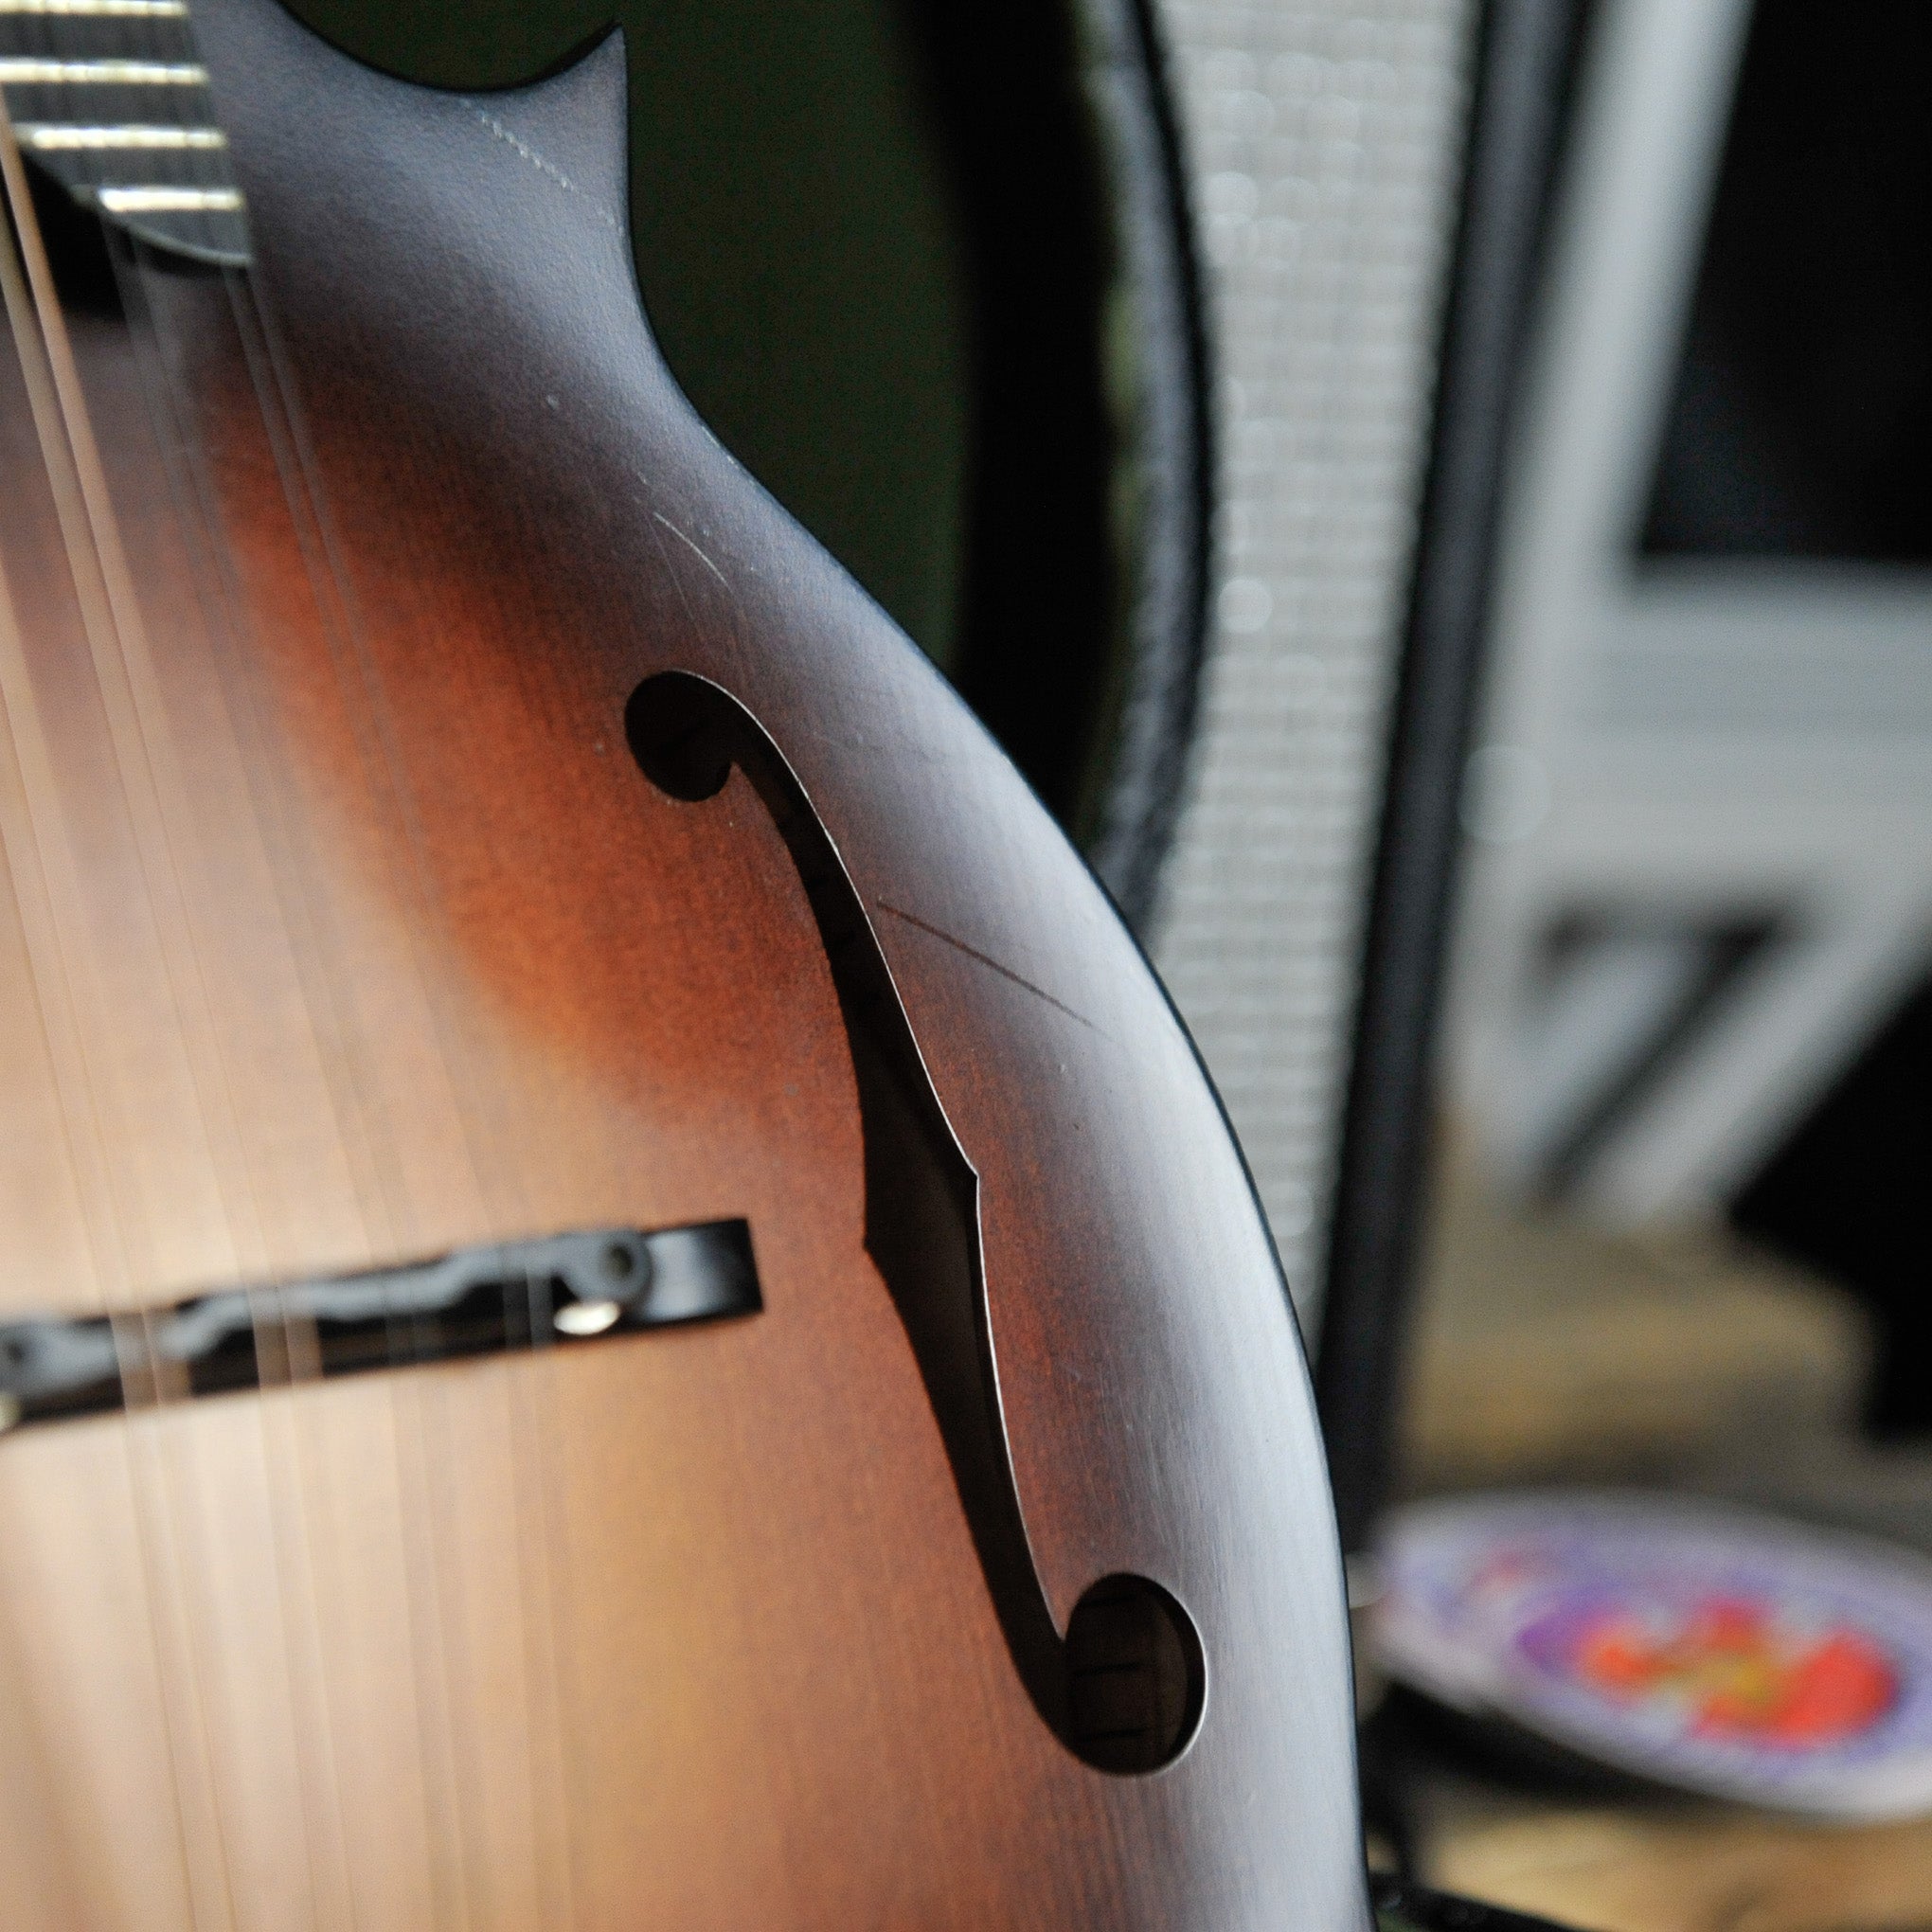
[0,0,1361,1923]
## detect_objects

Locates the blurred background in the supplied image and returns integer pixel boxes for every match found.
[287,0,1932,1923]
[1374,5,1932,1923]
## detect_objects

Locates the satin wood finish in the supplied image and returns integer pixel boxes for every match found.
[0,2,1364,1924]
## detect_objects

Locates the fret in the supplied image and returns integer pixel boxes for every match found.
[0,1,189,14]
[16,122,226,149]
[0,57,206,82]
[97,182,236,211]
[0,0,247,264]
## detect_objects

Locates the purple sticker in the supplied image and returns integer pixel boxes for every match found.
[1373,1494,1932,1817]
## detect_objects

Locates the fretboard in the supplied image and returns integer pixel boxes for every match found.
[0,0,249,265]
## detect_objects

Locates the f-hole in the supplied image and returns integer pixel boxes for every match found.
[625,671,1203,1774]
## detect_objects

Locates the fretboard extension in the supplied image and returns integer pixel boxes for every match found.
[0,0,248,264]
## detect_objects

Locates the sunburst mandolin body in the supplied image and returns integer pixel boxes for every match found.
[0,1,1362,1923]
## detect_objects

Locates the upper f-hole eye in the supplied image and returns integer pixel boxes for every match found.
[625,672,735,800]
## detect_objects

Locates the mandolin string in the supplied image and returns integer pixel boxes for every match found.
[4,41,349,1931]
[211,258,501,1932]
[0,89,226,1926]
[0,556,204,1930]
[102,223,376,1929]
[189,7,602,1883]
[0,98,242,1929]
[12,0,580,1908]
[0,116,297,1932]
[3,29,370,1923]
[96,8,512,1921]
[210,109,591,1918]
[157,248,474,1932]
[0,11,415,1925]
[0,482,202,1929]
[83,9,375,1921]
[223,248,589,1930]
[78,29,462,1911]
[208,45,600,1928]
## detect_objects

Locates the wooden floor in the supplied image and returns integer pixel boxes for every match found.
[1386,1137,1932,1932]
[1426,1802,1932,1932]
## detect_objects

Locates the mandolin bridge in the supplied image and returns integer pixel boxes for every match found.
[0,1220,760,1431]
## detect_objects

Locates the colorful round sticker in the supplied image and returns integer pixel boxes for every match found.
[1373,1494,1932,1817]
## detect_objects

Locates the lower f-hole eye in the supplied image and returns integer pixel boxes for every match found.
[1064,1574,1206,1773]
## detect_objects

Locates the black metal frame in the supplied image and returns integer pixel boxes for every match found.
[1314,0,1591,1553]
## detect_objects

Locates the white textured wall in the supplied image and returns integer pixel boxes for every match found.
[1152,1,1473,1323]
